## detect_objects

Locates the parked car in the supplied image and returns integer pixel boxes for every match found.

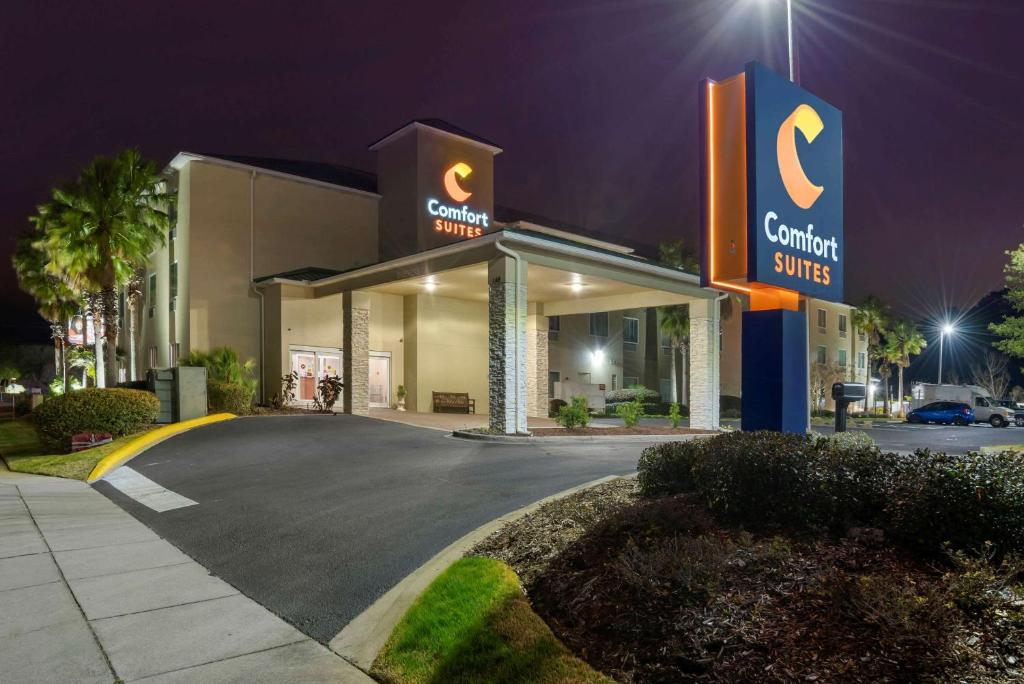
[906,401,974,426]
[996,400,1024,427]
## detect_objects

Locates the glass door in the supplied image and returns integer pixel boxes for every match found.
[369,354,390,408]
[292,352,317,403]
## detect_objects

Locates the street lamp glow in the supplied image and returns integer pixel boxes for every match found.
[937,321,957,384]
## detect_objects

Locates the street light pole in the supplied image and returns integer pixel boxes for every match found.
[786,0,794,82]
[937,331,944,384]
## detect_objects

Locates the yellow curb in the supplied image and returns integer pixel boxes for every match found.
[87,413,236,483]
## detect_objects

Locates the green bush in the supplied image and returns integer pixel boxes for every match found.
[812,409,836,418]
[720,395,741,413]
[605,387,660,404]
[616,398,644,427]
[207,380,253,415]
[668,403,682,428]
[638,432,1024,556]
[721,408,741,419]
[637,441,702,495]
[548,398,567,418]
[556,395,590,429]
[34,388,159,448]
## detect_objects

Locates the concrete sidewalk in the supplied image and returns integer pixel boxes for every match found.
[0,468,370,683]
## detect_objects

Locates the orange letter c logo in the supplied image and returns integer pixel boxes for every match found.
[776,104,824,209]
[443,162,473,203]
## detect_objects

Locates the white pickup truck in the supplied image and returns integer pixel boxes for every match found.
[911,383,1015,428]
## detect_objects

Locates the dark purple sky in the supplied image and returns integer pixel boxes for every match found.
[2,0,1022,342]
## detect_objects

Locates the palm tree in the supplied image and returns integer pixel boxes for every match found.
[872,345,895,416]
[659,305,690,405]
[852,295,888,410]
[12,233,79,393]
[887,320,927,417]
[39,149,171,387]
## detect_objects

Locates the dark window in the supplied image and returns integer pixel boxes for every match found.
[548,316,560,331]
[589,312,609,337]
[169,262,178,300]
[623,317,639,345]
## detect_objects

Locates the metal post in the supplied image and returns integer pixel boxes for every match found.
[937,332,944,384]
[786,0,795,82]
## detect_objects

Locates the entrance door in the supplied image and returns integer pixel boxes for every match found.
[369,354,390,408]
[292,352,317,402]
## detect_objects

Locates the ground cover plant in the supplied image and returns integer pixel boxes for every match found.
[372,556,610,684]
[1,417,153,480]
[474,432,1024,682]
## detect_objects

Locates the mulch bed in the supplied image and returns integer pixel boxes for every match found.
[530,427,715,436]
[474,478,1024,683]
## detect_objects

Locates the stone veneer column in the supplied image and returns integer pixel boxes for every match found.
[688,297,721,430]
[526,306,549,418]
[343,291,370,416]
[488,256,527,434]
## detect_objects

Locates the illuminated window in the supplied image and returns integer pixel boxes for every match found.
[816,346,827,365]
[589,313,609,338]
[623,317,639,345]
[816,308,827,330]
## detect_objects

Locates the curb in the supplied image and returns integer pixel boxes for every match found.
[451,430,715,444]
[328,472,636,671]
[86,413,236,483]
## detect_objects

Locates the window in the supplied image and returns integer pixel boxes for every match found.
[858,352,866,370]
[816,345,827,365]
[623,317,639,345]
[816,308,827,330]
[169,262,178,300]
[548,370,560,397]
[548,316,560,341]
[589,312,608,337]
[148,346,158,369]
[169,343,180,367]
[659,378,673,402]
[612,374,617,391]
[838,314,848,337]
[149,273,156,297]
[838,349,848,367]
[623,376,639,388]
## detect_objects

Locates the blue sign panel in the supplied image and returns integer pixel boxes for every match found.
[746,62,843,302]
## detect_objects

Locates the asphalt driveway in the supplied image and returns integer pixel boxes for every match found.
[94,415,647,644]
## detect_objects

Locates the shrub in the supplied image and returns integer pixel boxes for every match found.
[207,380,254,415]
[548,398,567,418]
[556,395,590,429]
[812,409,835,418]
[720,394,741,413]
[668,403,681,428]
[721,408,741,419]
[616,398,644,428]
[313,375,343,413]
[637,441,702,495]
[605,387,661,404]
[34,388,159,448]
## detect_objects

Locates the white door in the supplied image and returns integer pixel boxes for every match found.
[369,354,390,408]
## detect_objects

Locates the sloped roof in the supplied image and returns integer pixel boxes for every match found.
[199,154,379,193]
[253,266,343,283]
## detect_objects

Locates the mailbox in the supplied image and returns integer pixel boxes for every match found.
[831,383,866,402]
[831,382,865,433]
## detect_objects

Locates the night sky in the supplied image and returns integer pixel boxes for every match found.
[2,0,1022,345]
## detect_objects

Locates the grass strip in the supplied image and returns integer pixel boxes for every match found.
[373,556,610,684]
[0,418,153,481]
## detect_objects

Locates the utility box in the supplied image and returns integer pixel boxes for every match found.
[147,367,208,424]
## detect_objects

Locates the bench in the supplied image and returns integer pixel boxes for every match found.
[432,391,475,414]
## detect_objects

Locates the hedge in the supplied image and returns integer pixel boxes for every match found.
[34,388,160,448]
[208,380,253,415]
[605,387,661,403]
[638,431,1024,556]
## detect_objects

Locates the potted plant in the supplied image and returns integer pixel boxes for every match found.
[396,384,407,411]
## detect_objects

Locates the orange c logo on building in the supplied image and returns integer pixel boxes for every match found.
[776,104,824,209]
[443,162,473,203]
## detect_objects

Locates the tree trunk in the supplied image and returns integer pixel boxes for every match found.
[128,298,137,382]
[88,308,105,388]
[669,343,678,405]
[101,286,119,387]
[682,342,690,407]
[882,376,890,415]
[864,342,871,412]
[897,366,905,418]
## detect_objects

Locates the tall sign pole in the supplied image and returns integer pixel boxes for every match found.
[700,62,844,432]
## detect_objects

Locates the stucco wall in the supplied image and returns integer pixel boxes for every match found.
[403,293,488,413]
[547,311,625,392]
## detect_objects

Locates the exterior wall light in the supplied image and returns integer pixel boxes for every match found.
[591,349,604,365]
[424,277,437,292]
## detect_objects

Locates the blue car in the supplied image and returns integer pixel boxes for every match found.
[906,401,974,426]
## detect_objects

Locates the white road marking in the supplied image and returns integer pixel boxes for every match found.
[103,467,198,512]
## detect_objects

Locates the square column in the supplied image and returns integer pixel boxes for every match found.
[741,309,809,433]
[688,297,721,430]
[343,291,371,416]
[488,256,527,434]
[526,305,549,419]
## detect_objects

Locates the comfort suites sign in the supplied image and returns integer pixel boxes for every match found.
[701,62,843,304]
[426,161,490,239]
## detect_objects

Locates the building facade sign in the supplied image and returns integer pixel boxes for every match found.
[425,161,490,239]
